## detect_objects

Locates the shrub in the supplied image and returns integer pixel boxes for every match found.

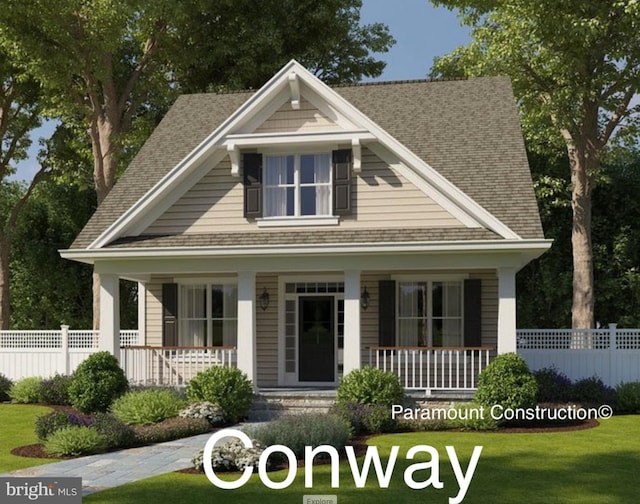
[533,367,573,403]
[44,426,108,457]
[134,417,211,445]
[111,389,185,425]
[179,401,225,426]
[332,401,396,434]
[192,438,266,473]
[186,367,253,423]
[249,414,351,459]
[447,403,499,431]
[615,382,640,414]
[0,373,13,401]
[336,367,404,407]
[571,376,616,406]
[9,376,43,404]
[68,352,128,413]
[475,353,538,411]
[91,413,137,448]
[38,374,74,406]
[34,411,92,441]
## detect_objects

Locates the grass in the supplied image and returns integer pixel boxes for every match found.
[0,403,60,471]
[84,415,640,504]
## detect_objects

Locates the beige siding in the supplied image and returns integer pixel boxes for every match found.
[145,148,462,235]
[145,276,174,347]
[255,98,341,133]
[256,274,279,387]
[469,270,498,352]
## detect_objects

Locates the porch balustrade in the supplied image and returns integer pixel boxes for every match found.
[120,346,237,386]
[369,346,493,393]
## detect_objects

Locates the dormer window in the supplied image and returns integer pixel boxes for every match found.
[243,149,352,225]
[265,153,331,217]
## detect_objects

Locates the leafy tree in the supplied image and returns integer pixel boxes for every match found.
[173,0,394,92]
[0,51,43,329]
[430,0,640,328]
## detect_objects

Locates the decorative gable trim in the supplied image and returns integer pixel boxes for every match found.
[88,60,521,250]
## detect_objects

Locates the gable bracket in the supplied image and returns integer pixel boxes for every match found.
[228,143,240,177]
[352,138,362,173]
[288,72,300,110]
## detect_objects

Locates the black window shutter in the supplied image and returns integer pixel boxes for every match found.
[378,280,396,346]
[332,149,352,216]
[162,283,178,347]
[243,153,263,218]
[464,279,482,347]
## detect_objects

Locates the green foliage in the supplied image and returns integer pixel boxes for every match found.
[615,382,640,414]
[336,366,404,407]
[111,388,185,425]
[448,403,500,431]
[249,414,351,459]
[572,377,616,406]
[533,367,573,403]
[68,352,128,413]
[37,374,73,406]
[44,426,108,457]
[475,353,538,411]
[133,417,211,445]
[91,412,137,449]
[9,377,43,404]
[186,367,253,423]
[332,402,396,434]
[0,373,13,401]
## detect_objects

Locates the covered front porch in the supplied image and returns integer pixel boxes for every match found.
[97,260,518,393]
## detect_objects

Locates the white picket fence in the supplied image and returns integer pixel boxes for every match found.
[0,326,139,381]
[517,324,640,386]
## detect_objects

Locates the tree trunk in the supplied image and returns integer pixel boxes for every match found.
[0,233,11,330]
[90,115,121,330]
[568,143,596,329]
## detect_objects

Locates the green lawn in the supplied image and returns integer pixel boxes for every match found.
[0,404,60,471]
[85,416,639,504]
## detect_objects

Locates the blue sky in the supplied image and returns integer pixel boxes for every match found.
[14,1,470,181]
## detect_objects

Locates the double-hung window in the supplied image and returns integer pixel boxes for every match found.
[397,280,463,347]
[179,283,237,347]
[264,153,332,217]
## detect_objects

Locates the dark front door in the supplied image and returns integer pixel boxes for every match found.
[298,296,335,382]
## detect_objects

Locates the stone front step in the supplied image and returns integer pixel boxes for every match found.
[249,389,337,421]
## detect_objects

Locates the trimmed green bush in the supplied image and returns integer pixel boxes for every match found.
[533,367,573,403]
[475,353,538,411]
[44,426,108,456]
[133,417,211,445]
[38,374,74,406]
[68,352,128,413]
[0,373,13,402]
[186,367,253,423]
[9,377,43,404]
[615,382,640,414]
[336,367,404,407]
[111,389,185,425]
[248,414,351,459]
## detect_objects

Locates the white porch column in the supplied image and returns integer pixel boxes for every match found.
[137,282,146,345]
[237,271,257,386]
[343,270,361,375]
[497,267,517,354]
[99,273,120,361]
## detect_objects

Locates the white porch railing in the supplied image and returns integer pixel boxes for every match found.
[120,346,237,386]
[369,346,493,393]
[517,324,640,386]
[0,327,139,381]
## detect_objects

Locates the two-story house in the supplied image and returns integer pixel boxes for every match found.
[62,60,550,392]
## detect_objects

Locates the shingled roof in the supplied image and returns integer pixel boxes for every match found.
[71,75,544,250]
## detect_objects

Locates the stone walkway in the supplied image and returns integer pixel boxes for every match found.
[1,429,238,496]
